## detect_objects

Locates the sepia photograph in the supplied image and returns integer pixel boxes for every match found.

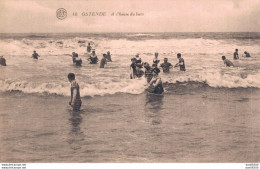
[0,0,260,166]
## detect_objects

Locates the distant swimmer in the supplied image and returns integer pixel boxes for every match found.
[153,52,160,66]
[0,56,6,66]
[130,58,137,79]
[72,52,76,63]
[32,50,40,59]
[87,43,92,53]
[135,54,143,68]
[68,73,82,112]
[233,49,239,60]
[144,62,153,83]
[74,53,82,66]
[100,54,107,68]
[106,51,112,62]
[243,51,251,58]
[88,50,98,64]
[148,68,164,94]
[160,58,173,73]
[174,53,186,71]
[222,56,234,67]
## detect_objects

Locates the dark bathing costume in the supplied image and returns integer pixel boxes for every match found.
[145,67,153,83]
[160,62,172,73]
[87,46,91,52]
[153,77,164,94]
[179,58,186,71]
[100,58,106,68]
[75,59,82,66]
[71,80,82,112]
[32,53,39,59]
[90,56,98,64]
[0,57,6,66]
[130,63,137,78]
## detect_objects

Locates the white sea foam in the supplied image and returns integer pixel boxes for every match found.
[0,34,260,97]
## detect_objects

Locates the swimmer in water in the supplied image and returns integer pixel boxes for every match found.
[153,52,160,66]
[148,68,164,94]
[87,43,92,53]
[130,57,137,79]
[0,56,7,66]
[68,73,82,112]
[106,51,112,62]
[100,54,107,68]
[74,53,82,66]
[160,58,173,73]
[222,56,234,67]
[72,52,76,63]
[174,53,186,71]
[144,62,153,83]
[152,63,160,74]
[234,49,239,60]
[135,54,143,68]
[32,50,40,59]
[243,51,251,58]
[88,50,98,64]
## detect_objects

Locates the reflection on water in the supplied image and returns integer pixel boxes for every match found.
[68,111,85,150]
[144,93,164,125]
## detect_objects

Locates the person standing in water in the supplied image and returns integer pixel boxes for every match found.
[87,43,92,53]
[144,62,153,83]
[130,58,137,79]
[74,53,82,66]
[135,54,143,68]
[153,52,160,66]
[243,51,251,58]
[88,50,98,64]
[234,49,239,60]
[106,51,112,62]
[222,56,234,67]
[72,52,76,63]
[68,73,82,112]
[160,58,173,73]
[0,56,6,66]
[100,54,107,68]
[32,50,40,59]
[148,68,164,94]
[0,56,7,66]
[174,53,186,71]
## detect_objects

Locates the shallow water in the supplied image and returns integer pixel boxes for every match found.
[0,87,259,162]
[0,32,260,162]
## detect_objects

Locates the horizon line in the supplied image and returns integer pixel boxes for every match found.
[0,31,260,34]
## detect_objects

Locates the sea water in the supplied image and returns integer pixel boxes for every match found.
[0,32,260,162]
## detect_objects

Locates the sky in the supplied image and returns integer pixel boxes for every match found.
[0,0,259,33]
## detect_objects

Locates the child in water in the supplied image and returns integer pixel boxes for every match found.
[243,51,251,58]
[234,49,239,60]
[222,56,234,67]
[100,54,107,68]
[68,73,82,112]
